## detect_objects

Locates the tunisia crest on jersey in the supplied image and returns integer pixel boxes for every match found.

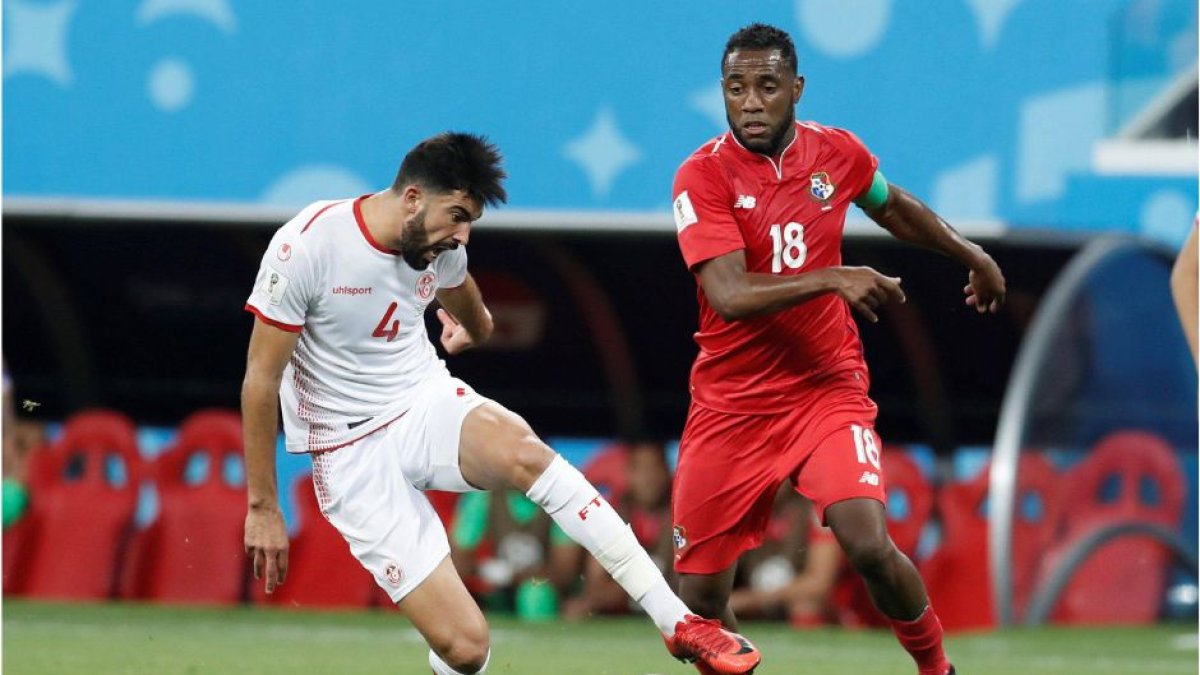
[809,171,835,202]
[416,271,436,301]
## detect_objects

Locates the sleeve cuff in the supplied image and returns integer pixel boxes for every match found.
[244,303,303,333]
[683,240,746,272]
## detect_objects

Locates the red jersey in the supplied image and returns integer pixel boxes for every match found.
[672,121,879,414]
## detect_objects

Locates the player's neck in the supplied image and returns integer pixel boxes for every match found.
[730,122,797,160]
[762,124,798,160]
[360,191,402,250]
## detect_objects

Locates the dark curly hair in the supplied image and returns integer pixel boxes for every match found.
[722,23,798,75]
[392,132,508,207]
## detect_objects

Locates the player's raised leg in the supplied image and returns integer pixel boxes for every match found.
[456,402,760,674]
[825,498,952,675]
[398,556,491,674]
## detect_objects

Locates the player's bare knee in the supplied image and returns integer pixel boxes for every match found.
[507,435,554,491]
[842,536,896,577]
[434,628,490,673]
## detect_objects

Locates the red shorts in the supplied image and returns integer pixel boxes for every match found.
[671,372,887,574]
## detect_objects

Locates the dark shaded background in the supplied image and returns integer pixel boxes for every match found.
[3,217,1076,453]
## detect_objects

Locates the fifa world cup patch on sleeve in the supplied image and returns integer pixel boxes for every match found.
[673,191,699,232]
[259,267,291,305]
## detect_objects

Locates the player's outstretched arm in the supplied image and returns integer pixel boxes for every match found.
[863,184,1006,313]
[241,319,299,594]
[697,249,905,323]
[435,273,494,355]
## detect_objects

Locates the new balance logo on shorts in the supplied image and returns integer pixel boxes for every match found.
[858,471,880,486]
[734,195,757,209]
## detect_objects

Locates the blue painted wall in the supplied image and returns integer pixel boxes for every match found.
[5,0,1196,243]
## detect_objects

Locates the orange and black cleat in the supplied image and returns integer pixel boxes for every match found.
[664,615,760,674]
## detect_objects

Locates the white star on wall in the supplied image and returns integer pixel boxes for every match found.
[136,0,237,34]
[689,83,728,130]
[563,107,642,200]
[963,0,1024,50]
[4,0,76,87]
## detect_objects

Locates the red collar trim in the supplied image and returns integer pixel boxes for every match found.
[354,195,399,255]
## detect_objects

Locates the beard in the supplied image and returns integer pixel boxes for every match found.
[399,209,433,270]
[399,208,458,270]
[727,107,795,157]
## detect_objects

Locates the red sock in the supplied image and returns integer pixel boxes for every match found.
[886,605,950,675]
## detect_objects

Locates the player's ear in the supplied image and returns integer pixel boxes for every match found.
[793,75,804,104]
[399,184,423,215]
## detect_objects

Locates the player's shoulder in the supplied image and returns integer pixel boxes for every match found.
[797,120,868,152]
[278,199,357,246]
[266,199,352,268]
[282,199,354,237]
[675,133,735,184]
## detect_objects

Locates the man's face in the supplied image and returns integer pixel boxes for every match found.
[399,189,482,270]
[722,48,803,155]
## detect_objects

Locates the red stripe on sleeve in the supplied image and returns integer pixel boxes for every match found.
[244,304,303,333]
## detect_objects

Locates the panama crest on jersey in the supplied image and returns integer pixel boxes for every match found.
[809,171,835,203]
[672,525,687,550]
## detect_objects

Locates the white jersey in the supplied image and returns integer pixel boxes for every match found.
[245,196,469,453]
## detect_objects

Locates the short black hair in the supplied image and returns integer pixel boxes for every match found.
[722,23,798,75]
[392,132,508,208]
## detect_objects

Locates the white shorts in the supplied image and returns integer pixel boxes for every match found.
[309,375,489,603]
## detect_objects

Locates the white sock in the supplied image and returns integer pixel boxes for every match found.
[526,455,690,635]
[429,648,489,674]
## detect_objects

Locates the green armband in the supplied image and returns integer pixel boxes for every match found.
[853,170,889,210]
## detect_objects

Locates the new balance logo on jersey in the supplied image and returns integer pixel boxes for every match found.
[332,286,373,296]
[734,195,757,209]
[858,471,880,486]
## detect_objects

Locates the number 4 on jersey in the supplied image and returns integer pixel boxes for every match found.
[769,222,807,273]
[373,302,400,341]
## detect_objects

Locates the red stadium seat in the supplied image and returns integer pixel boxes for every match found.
[7,410,141,600]
[253,472,378,609]
[1041,430,1184,625]
[426,490,461,529]
[582,443,630,504]
[919,454,1059,630]
[834,447,933,627]
[3,437,53,594]
[128,410,249,604]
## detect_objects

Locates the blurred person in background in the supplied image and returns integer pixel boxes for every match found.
[449,489,579,620]
[564,440,675,619]
[1171,218,1197,364]
[241,132,760,675]
[668,23,1007,675]
[2,362,32,530]
[729,489,840,627]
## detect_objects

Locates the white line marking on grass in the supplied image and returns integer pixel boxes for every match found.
[1171,633,1198,650]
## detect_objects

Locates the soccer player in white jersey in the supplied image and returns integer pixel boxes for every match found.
[241,133,761,675]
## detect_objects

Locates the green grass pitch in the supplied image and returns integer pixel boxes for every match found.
[3,600,1196,674]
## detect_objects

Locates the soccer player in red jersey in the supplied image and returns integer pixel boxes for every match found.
[669,24,1007,675]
